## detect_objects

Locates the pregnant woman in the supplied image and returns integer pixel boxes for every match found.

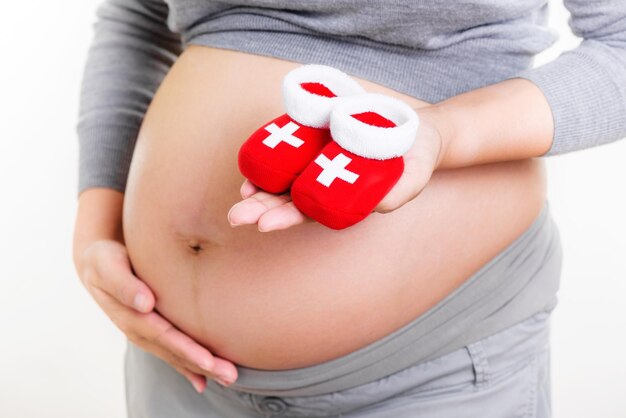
[72,1,626,417]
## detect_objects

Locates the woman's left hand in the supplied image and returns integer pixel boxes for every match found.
[227,108,449,231]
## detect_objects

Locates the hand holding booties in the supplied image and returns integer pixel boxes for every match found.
[237,64,420,230]
[291,93,419,230]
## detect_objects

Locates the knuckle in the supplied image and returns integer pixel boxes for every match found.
[82,267,96,285]
[151,323,175,346]
[110,311,137,335]
[114,318,133,335]
[91,245,108,272]
[174,337,195,359]
[126,331,143,345]
[125,327,151,347]
[160,349,182,369]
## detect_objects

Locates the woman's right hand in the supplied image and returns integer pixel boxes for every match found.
[75,238,238,393]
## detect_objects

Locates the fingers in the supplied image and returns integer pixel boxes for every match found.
[80,241,238,393]
[228,191,292,226]
[92,249,155,313]
[173,363,207,393]
[144,339,233,391]
[240,179,259,199]
[136,338,210,392]
[143,313,238,383]
[91,286,238,387]
[229,190,311,231]
[257,201,310,231]
[230,180,312,231]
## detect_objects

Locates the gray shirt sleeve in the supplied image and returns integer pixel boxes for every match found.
[77,0,181,196]
[77,0,626,197]
[515,0,626,156]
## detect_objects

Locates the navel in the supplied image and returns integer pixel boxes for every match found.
[188,239,203,254]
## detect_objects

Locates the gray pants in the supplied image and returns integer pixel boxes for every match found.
[125,308,552,417]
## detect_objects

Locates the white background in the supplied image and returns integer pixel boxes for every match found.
[1,1,625,417]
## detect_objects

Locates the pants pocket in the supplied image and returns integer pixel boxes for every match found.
[344,312,553,418]
[346,346,546,418]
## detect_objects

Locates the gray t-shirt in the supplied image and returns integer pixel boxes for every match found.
[77,0,626,195]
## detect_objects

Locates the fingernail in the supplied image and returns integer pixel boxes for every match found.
[133,293,148,312]
[220,373,236,382]
[213,368,236,385]
[192,380,204,393]
[227,207,241,227]
[215,377,232,387]
[212,362,236,384]
[258,223,275,233]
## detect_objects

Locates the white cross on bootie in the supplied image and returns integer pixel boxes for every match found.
[262,121,304,149]
[314,153,359,187]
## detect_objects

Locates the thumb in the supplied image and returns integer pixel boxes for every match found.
[100,251,156,313]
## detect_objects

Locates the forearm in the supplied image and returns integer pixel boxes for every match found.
[428,78,554,170]
[77,0,181,196]
[72,188,125,271]
[431,0,626,169]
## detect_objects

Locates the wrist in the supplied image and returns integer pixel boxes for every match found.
[416,104,458,170]
[72,188,125,270]
[419,79,555,170]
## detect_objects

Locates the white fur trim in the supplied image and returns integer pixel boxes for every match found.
[329,93,419,160]
[282,64,365,129]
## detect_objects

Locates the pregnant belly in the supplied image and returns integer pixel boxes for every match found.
[122,46,547,370]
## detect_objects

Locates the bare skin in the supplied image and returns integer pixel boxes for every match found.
[118,46,547,378]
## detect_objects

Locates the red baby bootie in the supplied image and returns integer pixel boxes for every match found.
[238,64,365,194]
[291,93,419,230]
